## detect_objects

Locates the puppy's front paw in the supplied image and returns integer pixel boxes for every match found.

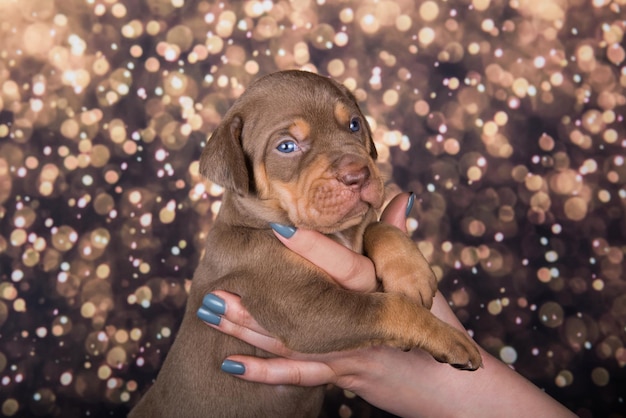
[378,293,481,369]
[427,325,483,371]
[380,252,437,309]
[364,222,437,308]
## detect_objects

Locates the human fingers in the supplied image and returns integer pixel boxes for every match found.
[379,192,414,233]
[198,292,339,386]
[270,224,378,292]
[197,291,293,357]
[267,193,416,292]
[220,355,337,387]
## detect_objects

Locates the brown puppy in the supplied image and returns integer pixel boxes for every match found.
[130,70,482,418]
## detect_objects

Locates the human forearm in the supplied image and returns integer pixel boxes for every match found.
[203,290,574,418]
[350,345,575,418]
[198,191,575,417]
[349,294,576,418]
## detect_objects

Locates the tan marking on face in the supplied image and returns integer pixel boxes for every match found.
[334,102,351,127]
[253,159,270,199]
[269,156,329,219]
[289,118,310,141]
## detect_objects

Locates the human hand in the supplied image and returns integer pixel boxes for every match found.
[197,192,576,417]
[268,191,414,292]
[198,193,432,384]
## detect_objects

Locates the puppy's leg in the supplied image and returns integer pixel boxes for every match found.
[363,222,482,369]
[364,222,437,308]
[219,269,482,370]
[375,292,482,369]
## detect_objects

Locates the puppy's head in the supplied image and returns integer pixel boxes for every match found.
[200,70,384,234]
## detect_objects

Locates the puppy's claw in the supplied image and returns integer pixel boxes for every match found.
[452,360,481,371]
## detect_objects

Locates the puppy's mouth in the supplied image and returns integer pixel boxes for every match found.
[295,155,385,233]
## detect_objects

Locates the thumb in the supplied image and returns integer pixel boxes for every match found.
[379,192,414,233]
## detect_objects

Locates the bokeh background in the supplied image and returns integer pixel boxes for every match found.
[0,0,625,416]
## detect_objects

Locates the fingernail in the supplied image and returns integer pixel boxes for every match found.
[405,192,416,217]
[221,359,245,375]
[202,293,226,315]
[196,306,221,326]
[270,223,297,239]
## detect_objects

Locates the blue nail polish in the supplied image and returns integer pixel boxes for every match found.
[197,306,221,326]
[221,360,245,375]
[270,223,297,239]
[202,293,226,315]
[405,192,416,217]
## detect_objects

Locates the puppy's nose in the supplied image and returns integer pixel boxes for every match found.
[336,156,371,188]
[340,167,370,187]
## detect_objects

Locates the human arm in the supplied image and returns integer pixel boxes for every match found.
[200,193,575,417]
[210,291,574,418]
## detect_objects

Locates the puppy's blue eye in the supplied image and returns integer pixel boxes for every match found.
[349,117,361,132]
[277,140,299,153]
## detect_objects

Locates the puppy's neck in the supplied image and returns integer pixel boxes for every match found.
[216,191,289,230]
[216,191,376,254]
[326,220,369,253]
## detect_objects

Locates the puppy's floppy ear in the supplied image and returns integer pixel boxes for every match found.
[199,115,250,195]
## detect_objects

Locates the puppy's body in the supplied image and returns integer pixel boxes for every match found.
[130,71,481,417]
